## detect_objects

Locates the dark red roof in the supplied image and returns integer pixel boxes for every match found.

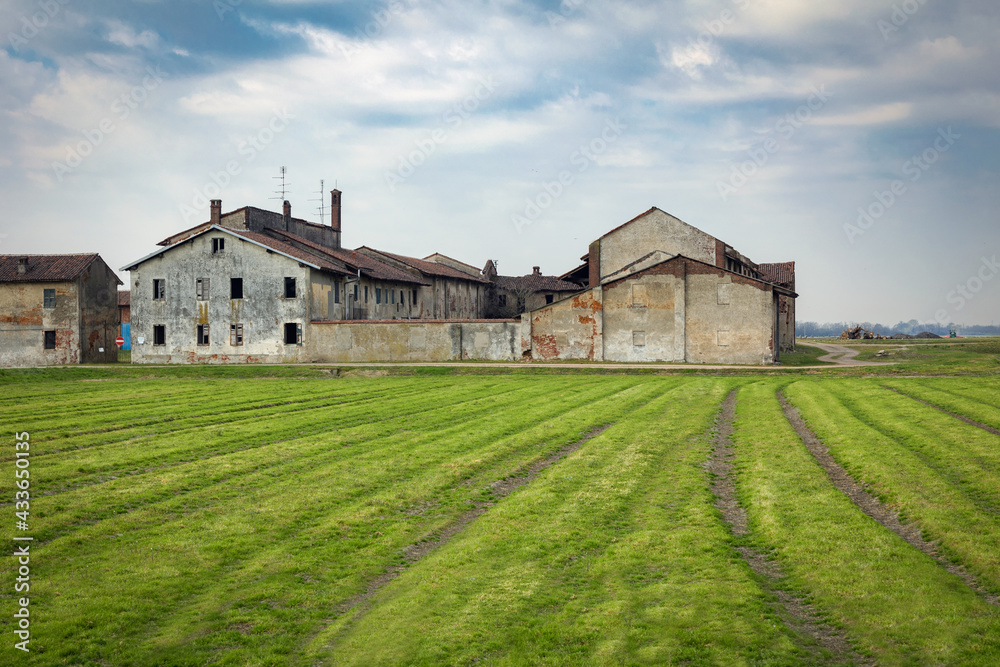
[496,273,582,293]
[758,262,795,287]
[231,230,352,276]
[264,231,428,285]
[0,254,107,283]
[360,248,490,283]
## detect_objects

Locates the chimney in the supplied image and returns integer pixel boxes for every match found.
[283,200,291,231]
[17,257,28,274]
[330,189,342,232]
[210,199,221,226]
[532,266,541,276]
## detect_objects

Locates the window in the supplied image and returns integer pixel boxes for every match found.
[212,238,225,254]
[284,277,297,299]
[400,290,404,305]
[499,294,507,307]
[391,289,396,304]
[631,285,647,307]
[284,322,301,345]
[197,324,209,346]
[717,284,731,306]
[354,284,359,301]
[334,281,340,304]
[196,278,210,300]
[230,323,243,346]
[376,288,382,304]
[153,279,165,300]
[43,289,56,308]
[43,330,56,349]
[364,286,369,303]
[231,277,243,299]
[633,331,646,347]
[412,289,417,304]
[545,294,554,304]
[153,325,165,346]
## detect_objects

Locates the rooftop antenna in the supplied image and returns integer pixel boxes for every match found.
[270,166,289,201]
[310,179,326,224]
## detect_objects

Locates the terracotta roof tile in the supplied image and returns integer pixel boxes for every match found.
[360,247,490,283]
[496,273,582,293]
[0,254,105,283]
[758,262,795,287]
[263,231,429,285]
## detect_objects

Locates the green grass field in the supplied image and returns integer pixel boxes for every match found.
[1,362,999,665]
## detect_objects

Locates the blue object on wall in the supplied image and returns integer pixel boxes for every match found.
[122,322,131,350]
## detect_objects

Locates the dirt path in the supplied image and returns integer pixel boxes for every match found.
[885,386,1000,436]
[778,392,999,607]
[709,391,866,664]
[322,424,612,649]
[809,343,891,366]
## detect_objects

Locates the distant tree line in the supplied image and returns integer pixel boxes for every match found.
[797,320,1000,338]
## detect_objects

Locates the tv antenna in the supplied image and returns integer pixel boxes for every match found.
[310,179,326,224]
[270,166,290,201]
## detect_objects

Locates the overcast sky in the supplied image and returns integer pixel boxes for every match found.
[2,0,999,326]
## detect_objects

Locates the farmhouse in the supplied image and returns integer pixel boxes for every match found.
[122,192,494,363]
[0,254,121,367]
[524,207,797,364]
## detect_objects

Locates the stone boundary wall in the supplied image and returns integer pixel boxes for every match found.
[308,319,522,362]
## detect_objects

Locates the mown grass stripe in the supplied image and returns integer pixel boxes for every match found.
[733,380,1000,664]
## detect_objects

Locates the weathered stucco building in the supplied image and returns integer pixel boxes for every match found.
[526,207,797,364]
[123,193,492,363]
[0,254,121,367]
[482,262,582,318]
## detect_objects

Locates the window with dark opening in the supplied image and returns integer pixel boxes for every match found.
[212,238,225,254]
[354,284,359,301]
[412,289,417,304]
[153,325,165,345]
[391,289,396,304]
[196,278,210,300]
[284,277,296,298]
[153,279,165,300]
[197,324,209,346]
[376,288,381,304]
[231,277,243,299]
[364,286,368,303]
[545,294,554,304]
[230,323,243,345]
[284,322,301,345]
[499,294,507,307]
[43,289,55,308]
[334,281,340,304]
[43,330,56,349]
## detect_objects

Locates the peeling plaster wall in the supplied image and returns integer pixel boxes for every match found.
[602,272,683,362]
[683,270,775,365]
[527,290,603,361]
[599,209,718,281]
[130,233,310,364]
[777,294,796,353]
[0,281,80,366]
[308,320,520,362]
[78,261,119,363]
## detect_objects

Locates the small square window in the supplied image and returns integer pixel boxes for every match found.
[284,277,296,299]
[545,294,554,304]
[196,278,210,300]
[212,238,225,254]
[153,325,165,345]
[231,277,243,299]
[43,330,56,349]
[153,279,165,300]
[197,324,209,346]
[43,288,56,308]
[633,331,646,347]
[230,323,243,346]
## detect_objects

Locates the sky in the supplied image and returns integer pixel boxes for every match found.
[2,0,999,326]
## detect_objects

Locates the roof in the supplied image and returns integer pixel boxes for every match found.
[758,262,795,287]
[118,290,130,307]
[496,273,582,293]
[359,247,490,283]
[157,206,332,246]
[264,231,429,285]
[0,254,116,283]
[422,253,482,277]
[123,225,349,275]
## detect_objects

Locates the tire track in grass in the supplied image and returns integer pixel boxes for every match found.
[884,385,1000,436]
[778,390,1000,607]
[331,424,614,622]
[709,390,865,665]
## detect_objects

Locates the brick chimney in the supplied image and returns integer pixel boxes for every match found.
[532,266,541,276]
[283,200,291,230]
[330,189,342,233]
[210,200,221,226]
[17,257,28,274]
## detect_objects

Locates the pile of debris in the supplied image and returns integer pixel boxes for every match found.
[840,326,889,340]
